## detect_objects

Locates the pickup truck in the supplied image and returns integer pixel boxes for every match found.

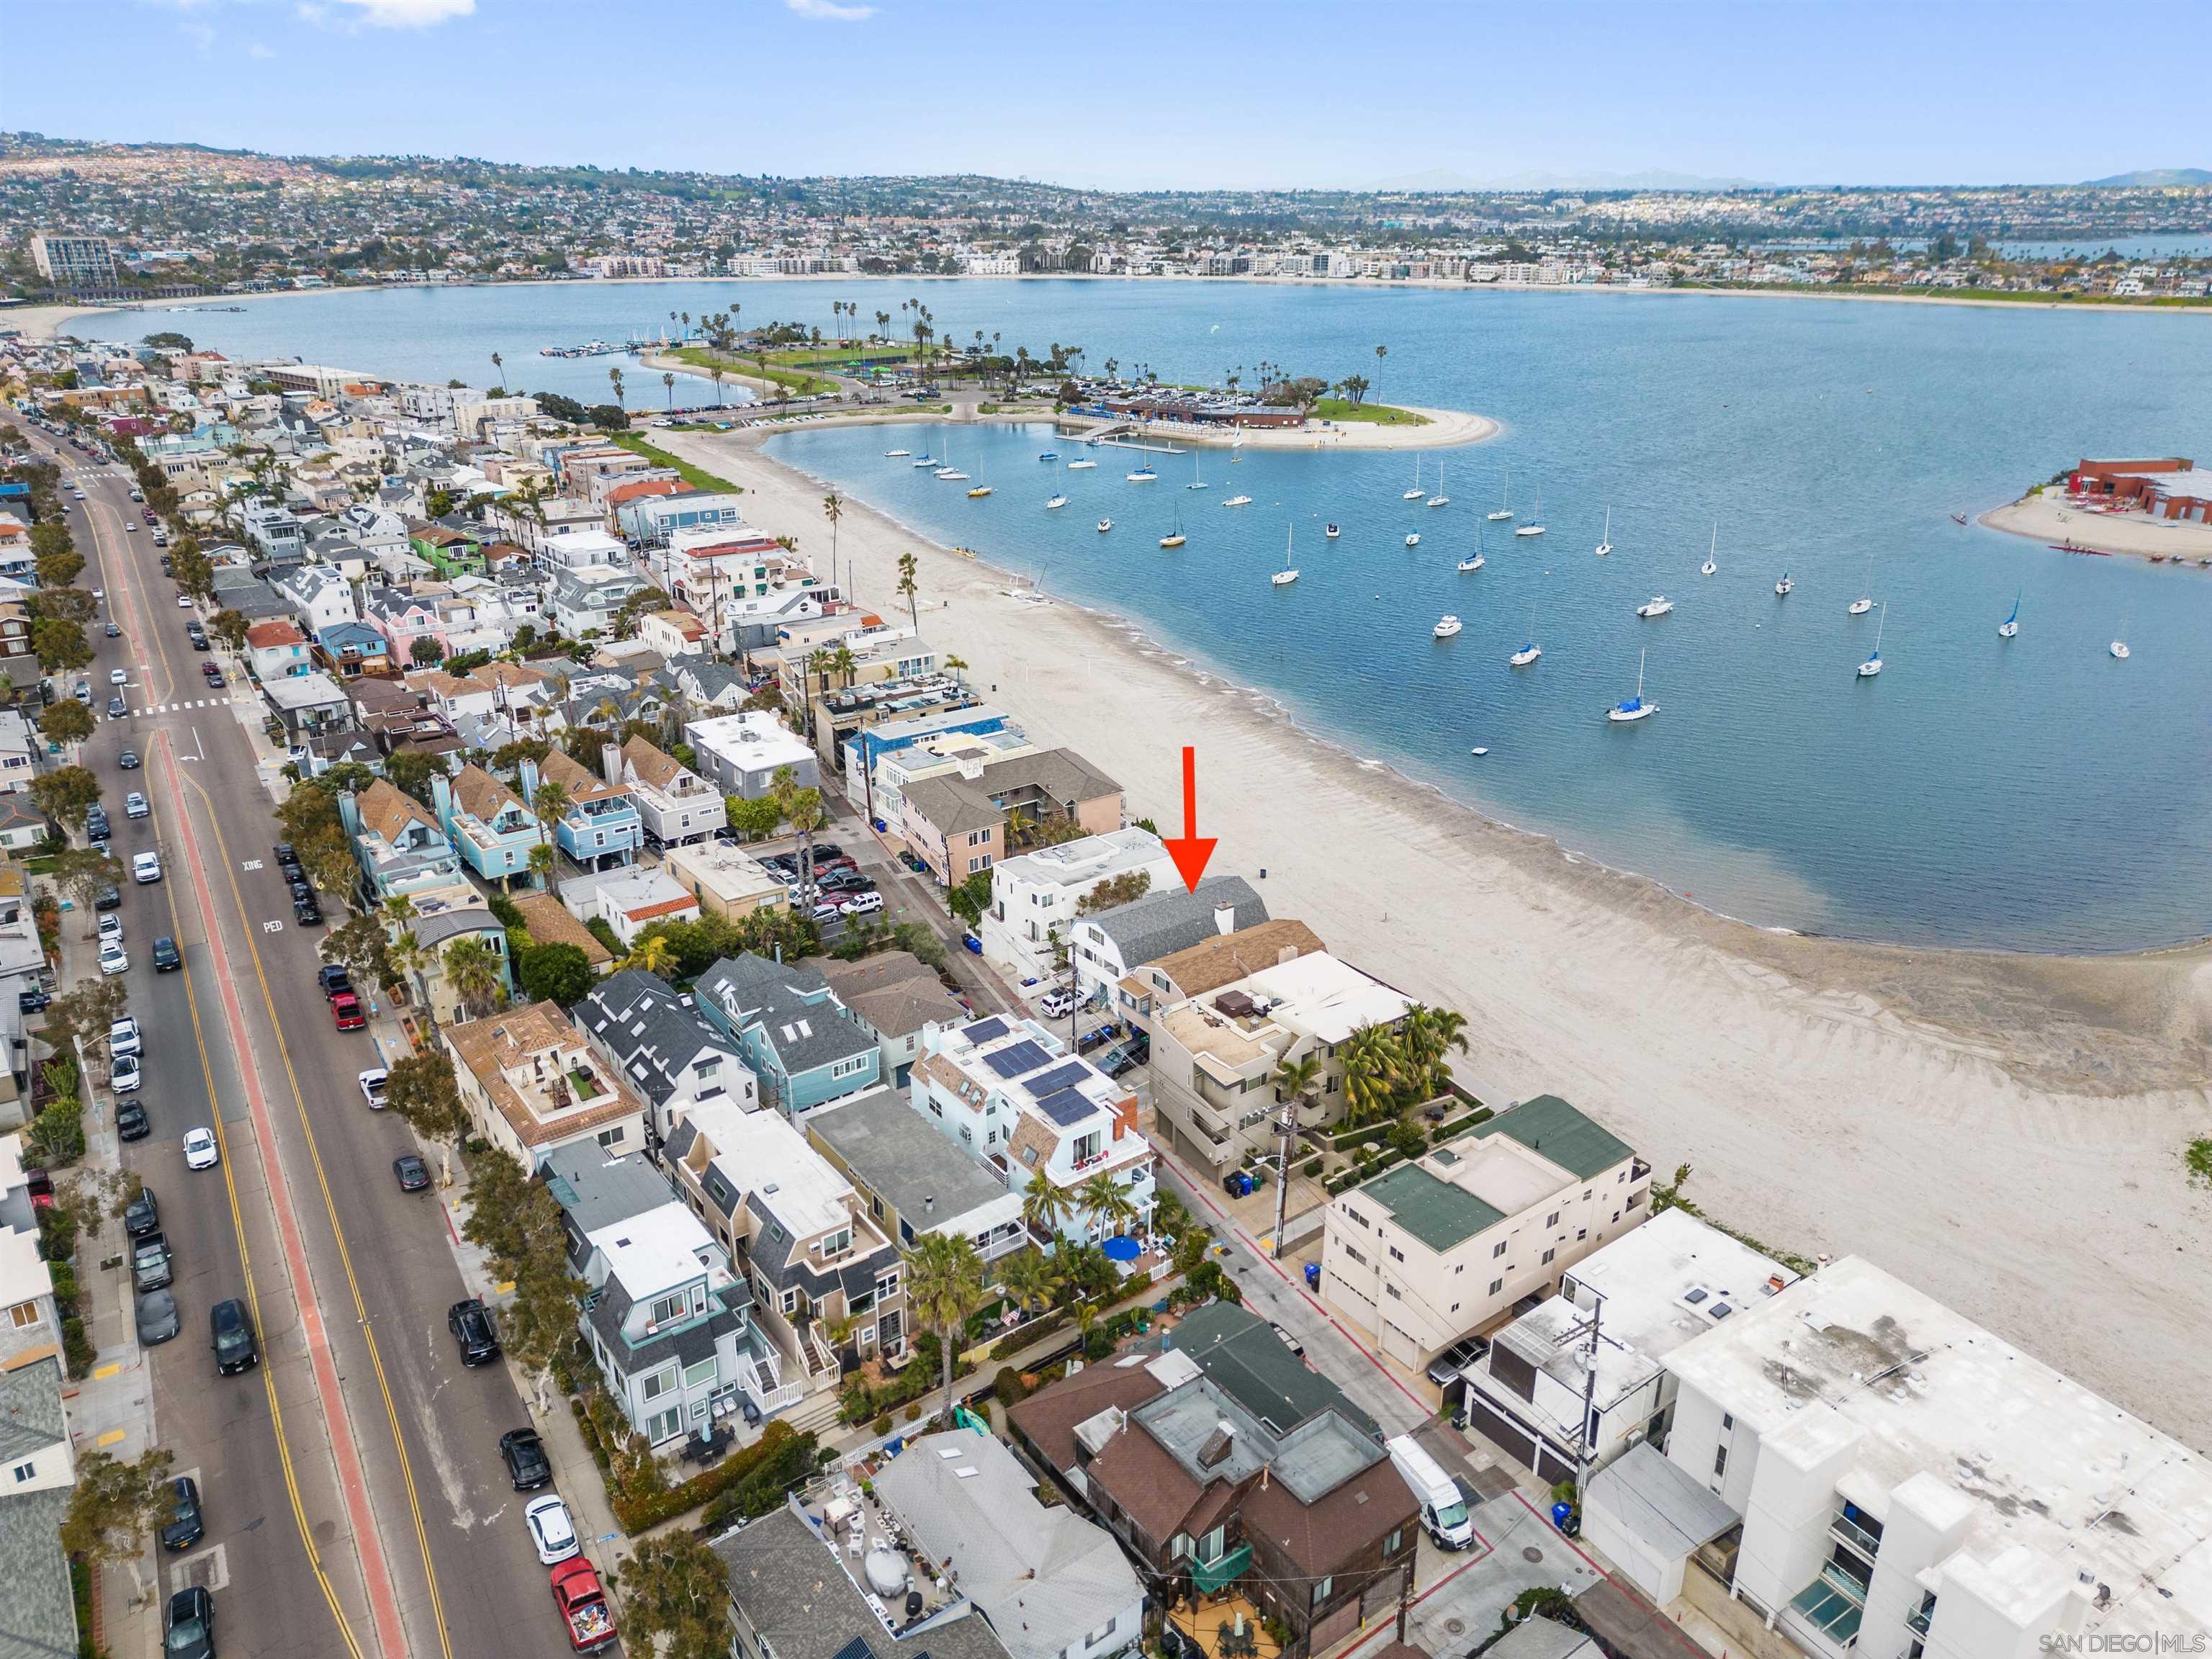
[548,1557,616,1653]
[131,1233,174,1292]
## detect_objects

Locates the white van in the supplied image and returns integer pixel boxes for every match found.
[1387,1434,1474,1550]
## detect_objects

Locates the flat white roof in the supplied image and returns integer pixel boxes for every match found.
[1237,950,1410,1045]
[1665,1256,2212,1640]
[588,1200,719,1299]
[700,1105,854,1238]
[994,827,1169,891]
[688,710,816,770]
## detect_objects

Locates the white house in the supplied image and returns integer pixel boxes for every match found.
[559,866,700,948]
[686,711,818,800]
[270,563,359,636]
[980,827,1176,986]
[606,735,726,847]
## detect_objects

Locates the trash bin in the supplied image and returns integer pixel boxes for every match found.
[1303,1262,1321,1290]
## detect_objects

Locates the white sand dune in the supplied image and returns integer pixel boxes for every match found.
[669,421,2212,1444]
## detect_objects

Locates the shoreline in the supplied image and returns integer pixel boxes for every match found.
[663,419,2212,1444]
[1979,492,2212,564]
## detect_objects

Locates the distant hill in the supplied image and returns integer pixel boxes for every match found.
[2082,168,2212,188]
[1372,166,1774,193]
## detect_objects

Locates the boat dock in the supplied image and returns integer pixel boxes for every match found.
[1072,423,1187,455]
[539,338,647,358]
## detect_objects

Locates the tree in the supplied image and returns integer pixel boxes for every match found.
[724,793,781,842]
[30,617,91,675]
[207,608,250,654]
[385,749,440,806]
[490,350,503,390]
[822,490,843,574]
[609,586,668,641]
[769,765,823,895]
[518,942,595,1007]
[608,365,625,409]
[32,544,84,590]
[168,542,215,603]
[441,937,505,1018]
[1076,1171,1138,1241]
[1340,1021,1406,1127]
[322,913,396,992]
[385,1048,466,1182]
[37,696,94,750]
[410,637,446,667]
[43,976,128,1064]
[460,1146,581,1413]
[62,1445,176,1599]
[998,1248,1053,1317]
[906,1232,986,1425]
[1020,1172,1074,1243]
[662,370,676,409]
[1400,1004,1469,1099]
[1272,1051,1324,1118]
[51,848,122,937]
[28,585,98,626]
[30,765,101,834]
[529,776,572,871]
[617,1530,733,1659]
[946,871,994,930]
[896,549,920,631]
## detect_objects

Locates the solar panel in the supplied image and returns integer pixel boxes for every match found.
[962,1016,1009,1044]
[830,1638,874,1659]
[1034,1087,1097,1128]
[1024,1061,1092,1097]
[984,1039,1053,1079]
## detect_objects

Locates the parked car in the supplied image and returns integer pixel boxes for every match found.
[98,939,129,976]
[125,791,149,819]
[330,990,364,1029]
[274,842,302,872]
[500,1427,552,1491]
[837,890,884,918]
[526,1494,581,1564]
[134,851,163,884]
[817,869,876,894]
[131,1233,173,1292]
[93,883,122,911]
[317,963,351,998]
[164,1585,215,1659]
[359,1066,389,1107]
[113,1053,143,1095]
[393,1154,430,1192]
[211,1298,258,1375]
[153,935,181,971]
[17,984,50,1013]
[448,1298,499,1365]
[160,1477,204,1552]
[1038,989,1075,1019]
[135,1287,180,1347]
[295,892,323,925]
[1424,1334,1491,1388]
[549,1557,616,1654]
[182,1126,220,1170]
[125,1185,160,1238]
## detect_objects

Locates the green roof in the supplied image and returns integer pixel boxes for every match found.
[1355,1161,1504,1253]
[1472,1094,1635,1179]
[1168,1301,1377,1438]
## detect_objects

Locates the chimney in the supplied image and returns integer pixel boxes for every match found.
[925,1195,935,1215]
[1213,902,1236,936]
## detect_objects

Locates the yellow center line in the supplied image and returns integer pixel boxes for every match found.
[174,764,455,1659]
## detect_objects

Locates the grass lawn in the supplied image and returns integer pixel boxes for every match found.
[667,345,837,397]
[1310,397,1430,427]
[606,431,742,495]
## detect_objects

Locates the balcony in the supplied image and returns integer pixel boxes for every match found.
[1828,1509,1883,1562]
[735,1352,804,1417]
[1907,1599,1936,1638]
[1788,1563,1869,1650]
[1190,1540,1253,1597]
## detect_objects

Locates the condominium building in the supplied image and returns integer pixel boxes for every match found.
[1319,1094,1652,1368]
[30,232,116,289]
[686,710,819,800]
[979,827,1177,985]
[1066,875,1268,1007]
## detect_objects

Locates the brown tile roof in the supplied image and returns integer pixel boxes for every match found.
[510,890,613,966]
[246,619,306,649]
[539,745,624,804]
[1007,1355,1167,1473]
[356,778,440,846]
[618,734,686,793]
[1146,920,1328,1000]
[1005,1115,1060,1179]
[1242,1456,1416,1578]
[450,763,526,826]
[444,1001,644,1149]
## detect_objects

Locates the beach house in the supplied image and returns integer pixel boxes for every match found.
[341,777,464,901]
[577,969,756,1147]
[1066,874,1269,1006]
[431,764,541,886]
[897,748,1125,889]
[521,750,641,871]
[805,1086,1028,1264]
[692,953,880,1119]
[979,827,1177,986]
[443,1000,649,1165]
[606,734,726,848]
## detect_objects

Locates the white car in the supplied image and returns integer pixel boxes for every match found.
[98,939,128,976]
[113,1053,142,1092]
[132,852,161,884]
[358,1067,389,1110]
[181,1126,220,1170]
[98,914,125,945]
[125,791,149,819]
[109,1015,141,1058]
[109,668,127,686]
[1038,989,1075,1020]
[523,1494,580,1565]
[837,890,884,918]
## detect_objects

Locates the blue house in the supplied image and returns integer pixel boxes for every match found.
[693,953,879,1120]
[430,763,541,886]
[315,621,392,680]
[523,750,641,871]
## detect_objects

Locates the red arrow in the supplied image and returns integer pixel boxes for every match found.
[1161,745,1218,893]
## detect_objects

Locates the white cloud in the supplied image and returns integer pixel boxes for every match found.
[328,0,475,25]
[247,39,276,55]
[786,0,875,19]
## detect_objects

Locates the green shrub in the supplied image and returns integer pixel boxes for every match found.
[610,1419,819,1535]
[1301,1158,1323,1179]
[994,1367,1027,1407]
[873,1414,893,1437]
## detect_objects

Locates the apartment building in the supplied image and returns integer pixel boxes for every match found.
[806,1085,1026,1264]
[1146,948,1411,1177]
[443,1001,649,1165]
[979,828,1177,985]
[577,969,756,1147]
[1067,875,1267,1006]
[686,710,819,800]
[1112,917,1326,1038]
[1320,1094,1652,1369]
[836,698,1010,814]
[899,748,1123,889]
[1604,1256,2212,1659]
[659,839,786,922]
[30,231,116,289]
[606,735,727,847]
[908,1015,1153,1244]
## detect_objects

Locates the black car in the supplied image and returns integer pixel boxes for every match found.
[274,843,302,871]
[166,1585,215,1659]
[135,1288,180,1347]
[160,1476,204,1552]
[131,1234,173,1293]
[293,894,323,926]
[104,621,122,638]
[211,1298,258,1375]
[817,870,876,895]
[286,876,313,904]
[446,1298,499,1366]
[117,748,140,770]
[124,1186,161,1238]
[107,693,126,718]
[116,1100,150,1141]
[393,1154,430,1192]
[17,984,49,1014]
[153,935,182,971]
[86,807,110,837]
[810,842,846,861]
[499,1427,552,1491]
[94,883,122,912]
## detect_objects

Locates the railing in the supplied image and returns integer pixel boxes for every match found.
[737,1353,805,1416]
[1906,1601,1934,1637]
[1190,1541,1253,1597]
[1829,1511,1883,1562]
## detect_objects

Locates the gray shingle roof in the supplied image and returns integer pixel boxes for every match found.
[696,954,873,1078]
[0,1358,73,1659]
[580,970,742,1110]
[1085,874,1268,969]
[1166,1300,1379,1439]
[717,1506,1012,1659]
[806,1089,1010,1231]
[542,1146,680,1247]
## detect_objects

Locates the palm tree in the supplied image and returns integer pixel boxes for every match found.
[709,364,725,407]
[998,1249,1052,1318]
[608,366,624,409]
[490,350,503,390]
[1076,1172,1138,1241]
[1340,1021,1405,1128]
[769,764,822,894]
[530,778,570,879]
[441,937,504,1020]
[1272,1051,1324,1121]
[623,935,676,981]
[942,653,968,683]
[822,491,843,575]
[906,1233,986,1426]
[827,643,858,690]
[527,841,554,885]
[875,309,890,341]
[1373,343,1388,400]
[662,371,675,409]
[1401,1004,1469,1099]
[1020,1172,1074,1243]
[896,550,920,632]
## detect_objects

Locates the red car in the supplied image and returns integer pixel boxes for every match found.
[549,1557,616,1653]
[331,992,366,1030]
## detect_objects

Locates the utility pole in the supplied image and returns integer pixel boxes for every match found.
[1395,1549,1415,1642]
[1269,1089,1299,1259]
[1573,1287,1608,1499]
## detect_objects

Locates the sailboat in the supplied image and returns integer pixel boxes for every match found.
[1426,463,1449,508]
[1701,524,1717,576]
[1848,554,1874,615]
[1045,493,1069,511]
[1997,591,2020,639]
[1606,649,1656,722]
[1404,532,1421,547]
[1488,470,1514,521]
[1188,452,1208,490]
[1433,614,1462,638]
[1514,491,1546,536]
[1774,571,1794,595]
[1096,518,1113,533]
[1457,522,1485,571]
[912,451,936,467]
[1038,450,1058,462]
[1595,507,1613,557]
[1857,605,1886,677]
[1272,525,1300,586]
[967,475,993,498]
[1403,458,1426,501]
[1159,508,1186,549]
[1126,461,1158,482]
[884,447,911,458]
[1509,595,1542,666]
[2110,621,2130,660]
[1066,456,1097,470]
[935,441,967,482]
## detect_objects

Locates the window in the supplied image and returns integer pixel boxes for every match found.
[1170,1534,1191,1560]
[1488,1278,1503,1295]
[821,1228,852,1256]
[781,1287,799,1316]
[1344,1206,1367,1229]
[696,1059,720,1081]
[1341,1244,1368,1268]
[1385,1529,1403,1556]
[1087,1617,1119,1646]
[683,1357,718,1389]
[1310,1578,1333,1609]
[1542,1248,1556,1266]
[1197,1526,1226,1565]
[1387,1246,1403,1262]
[1545,1210,1560,1228]
[10,1460,33,1483]
[1385,1283,1402,1300]
[1713,1443,1729,1478]
[649,1292,688,1328]
[6,1301,40,1328]
[596,1125,625,1149]
[640,1364,678,1402]
[1492,1240,1508,1259]
[876,1271,900,1299]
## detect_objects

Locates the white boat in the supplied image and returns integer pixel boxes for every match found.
[1046,494,1068,510]
[937,469,970,481]
[1488,469,1514,521]
[1433,614,1462,638]
[1324,523,1341,539]
[1509,640,1541,666]
[1514,491,1545,536]
[1272,524,1299,585]
[884,448,911,458]
[1774,571,1794,595]
[1405,533,1421,548]
[1469,746,1490,757]
[1595,506,1613,557]
[1403,458,1426,501]
[1066,458,1097,470]
[1426,464,1449,508]
[1188,453,1208,490]
[1038,451,1058,462]
[1635,595,1674,618]
[1605,649,1656,722]
[1222,494,1252,508]
[1096,518,1112,533]
[1272,567,1299,586]
[1857,604,1886,677]
[1701,523,1717,576]
[1457,552,1485,572]
[912,453,936,467]
[1848,552,1874,614]
[2110,620,2130,660]
[1126,464,1158,482]
[1997,591,2020,639]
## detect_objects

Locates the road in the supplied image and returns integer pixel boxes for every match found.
[36,432,576,1658]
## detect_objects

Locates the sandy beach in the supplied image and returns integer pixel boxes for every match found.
[660,418,2212,1444]
[1982,490,2212,564]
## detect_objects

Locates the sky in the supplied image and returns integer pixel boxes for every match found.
[6,0,2206,192]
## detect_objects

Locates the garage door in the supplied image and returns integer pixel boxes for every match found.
[1380,1319,1420,1367]
[1463,1398,1579,1484]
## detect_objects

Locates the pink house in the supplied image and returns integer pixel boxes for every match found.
[362,587,449,669]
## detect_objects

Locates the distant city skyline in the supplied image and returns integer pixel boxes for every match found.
[10,0,2203,193]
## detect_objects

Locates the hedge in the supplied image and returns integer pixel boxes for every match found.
[601,1417,820,1535]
